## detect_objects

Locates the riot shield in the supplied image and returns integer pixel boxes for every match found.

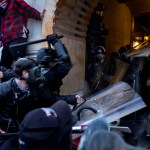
[73,81,146,126]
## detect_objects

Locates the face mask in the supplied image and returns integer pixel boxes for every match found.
[27,66,47,86]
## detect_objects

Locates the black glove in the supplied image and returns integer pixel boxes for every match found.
[46,34,63,44]
[66,95,77,105]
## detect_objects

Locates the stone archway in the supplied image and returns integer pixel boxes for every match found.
[53,0,100,94]
[25,0,100,94]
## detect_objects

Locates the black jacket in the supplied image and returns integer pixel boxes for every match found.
[0,78,76,133]
[43,60,72,94]
[0,59,72,94]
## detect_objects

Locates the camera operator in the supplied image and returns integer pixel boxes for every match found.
[0,57,83,136]
[36,37,72,94]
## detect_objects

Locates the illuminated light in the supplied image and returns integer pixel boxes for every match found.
[135,37,142,41]
[133,41,140,47]
[144,36,148,41]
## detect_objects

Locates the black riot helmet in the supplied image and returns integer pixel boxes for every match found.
[36,48,56,65]
[94,46,106,55]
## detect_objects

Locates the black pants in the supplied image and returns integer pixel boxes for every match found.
[0,37,27,68]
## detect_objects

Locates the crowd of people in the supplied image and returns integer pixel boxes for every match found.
[0,0,85,149]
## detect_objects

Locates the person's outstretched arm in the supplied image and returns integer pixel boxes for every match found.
[15,0,45,20]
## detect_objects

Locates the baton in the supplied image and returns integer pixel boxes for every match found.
[9,34,63,48]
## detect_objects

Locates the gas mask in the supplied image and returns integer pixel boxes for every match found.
[27,66,47,86]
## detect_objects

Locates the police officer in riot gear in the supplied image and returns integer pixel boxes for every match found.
[0,57,82,135]
[36,37,72,94]
[0,36,72,94]
[86,46,106,91]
